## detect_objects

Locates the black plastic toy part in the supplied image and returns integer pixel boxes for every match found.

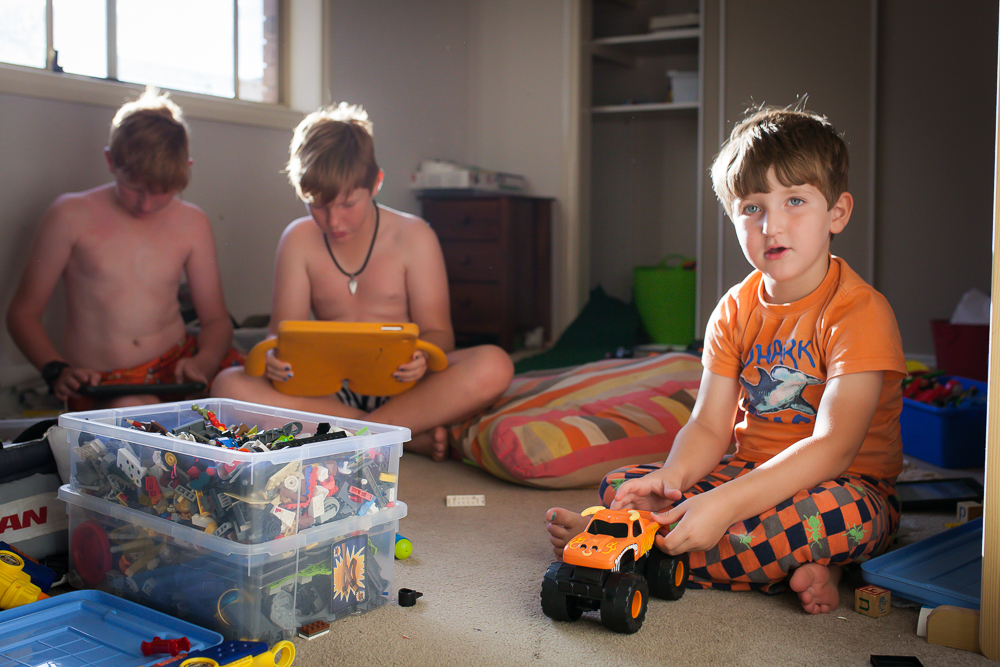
[398,588,423,607]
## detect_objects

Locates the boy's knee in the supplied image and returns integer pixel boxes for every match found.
[209,366,245,398]
[477,345,514,390]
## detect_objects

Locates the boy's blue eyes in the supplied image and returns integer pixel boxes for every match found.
[741,197,805,214]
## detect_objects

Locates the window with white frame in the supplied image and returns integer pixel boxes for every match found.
[0,0,279,104]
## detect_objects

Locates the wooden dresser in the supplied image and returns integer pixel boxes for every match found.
[420,195,552,351]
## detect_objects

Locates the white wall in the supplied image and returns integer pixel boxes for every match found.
[328,0,578,339]
[326,0,472,214]
[466,0,580,337]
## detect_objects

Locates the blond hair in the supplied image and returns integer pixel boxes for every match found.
[108,86,190,193]
[711,104,849,218]
[286,103,380,205]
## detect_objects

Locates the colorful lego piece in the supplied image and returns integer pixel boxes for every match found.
[296,620,330,640]
[140,635,191,656]
[178,639,295,666]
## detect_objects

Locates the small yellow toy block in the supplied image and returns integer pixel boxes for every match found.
[855,584,891,618]
[956,501,983,523]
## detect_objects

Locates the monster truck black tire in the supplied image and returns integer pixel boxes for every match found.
[541,562,584,622]
[600,572,648,633]
[645,549,689,601]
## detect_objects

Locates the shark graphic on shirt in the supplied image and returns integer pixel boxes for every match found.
[740,365,823,416]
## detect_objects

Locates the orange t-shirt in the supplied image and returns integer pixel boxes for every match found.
[703,256,907,480]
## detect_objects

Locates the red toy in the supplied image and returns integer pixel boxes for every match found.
[141,635,191,656]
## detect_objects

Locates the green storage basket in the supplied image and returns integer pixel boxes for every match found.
[633,255,696,346]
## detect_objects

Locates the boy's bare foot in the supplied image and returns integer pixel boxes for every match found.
[789,563,842,614]
[405,426,449,461]
[545,507,591,559]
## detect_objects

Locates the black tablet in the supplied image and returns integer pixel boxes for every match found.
[77,382,206,398]
[896,477,984,511]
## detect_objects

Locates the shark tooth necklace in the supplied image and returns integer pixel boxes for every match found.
[323,201,379,295]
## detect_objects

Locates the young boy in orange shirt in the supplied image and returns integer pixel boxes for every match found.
[211,103,513,460]
[6,87,235,410]
[546,106,906,614]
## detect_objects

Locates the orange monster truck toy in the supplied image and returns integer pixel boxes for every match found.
[540,506,689,633]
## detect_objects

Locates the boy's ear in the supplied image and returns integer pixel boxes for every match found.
[103,147,114,173]
[374,170,384,195]
[829,192,853,234]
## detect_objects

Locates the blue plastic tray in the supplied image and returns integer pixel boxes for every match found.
[0,590,222,666]
[861,517,982,609]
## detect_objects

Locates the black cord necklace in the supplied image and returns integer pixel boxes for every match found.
[323,201,379,295]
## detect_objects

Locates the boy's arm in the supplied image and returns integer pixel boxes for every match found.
[657,370,883,555]
[6,198,102,397]
[269,221,314,332]
[611,368,740,511]
[258,221,314,381]
[173,211,233,383]
[402,220,454,353]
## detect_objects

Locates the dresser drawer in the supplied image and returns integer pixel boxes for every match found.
[441,241,504,281]
[424,199,501,240]
[449,283,503,330]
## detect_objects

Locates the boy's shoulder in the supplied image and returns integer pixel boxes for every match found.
[51,182,112,210]
[378,205,438,246]
[827,255,898,319]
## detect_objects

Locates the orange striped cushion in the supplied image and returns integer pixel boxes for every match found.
[452,352,702,488]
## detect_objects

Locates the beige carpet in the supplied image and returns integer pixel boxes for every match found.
[288,454,991,667]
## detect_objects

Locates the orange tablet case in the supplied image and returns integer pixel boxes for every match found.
[244,321,448,397]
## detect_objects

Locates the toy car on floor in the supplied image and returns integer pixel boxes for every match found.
[540,506,688,633]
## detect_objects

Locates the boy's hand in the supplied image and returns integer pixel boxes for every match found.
[394,350,428,384]
[262,348,294,383]
[609,474,684,514]
[52,366,102,403]
[174,356,211,385]
[652,489,735,556]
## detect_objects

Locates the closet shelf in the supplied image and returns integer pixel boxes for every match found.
[591,101,699,114]
[591,27,699,65]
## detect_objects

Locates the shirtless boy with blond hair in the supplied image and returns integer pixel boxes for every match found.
[211,103,513,460]
[546,106,906,615]
[7,87,234,409]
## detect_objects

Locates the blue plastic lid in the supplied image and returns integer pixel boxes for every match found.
[0,589,222,666]
[861,517,982,609]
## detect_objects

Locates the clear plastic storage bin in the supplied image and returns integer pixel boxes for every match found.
[60,484,406,643]
[58,399,408,544]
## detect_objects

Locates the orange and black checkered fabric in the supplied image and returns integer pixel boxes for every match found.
[599,457,900,593]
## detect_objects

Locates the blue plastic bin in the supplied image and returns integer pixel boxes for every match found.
[861,518,982,609]
[0,589,222,665]
[900,376,987,469]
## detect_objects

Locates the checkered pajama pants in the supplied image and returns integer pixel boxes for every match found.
[598,458,901,593]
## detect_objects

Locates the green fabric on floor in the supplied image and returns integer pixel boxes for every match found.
[513,286,642,374]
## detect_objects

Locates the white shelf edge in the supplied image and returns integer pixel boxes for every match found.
[592,101,700,114]
[592,27,700,47]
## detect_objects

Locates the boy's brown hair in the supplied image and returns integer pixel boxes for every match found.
[286,102,380,206]
[107,87,190,193]
[711,104,849,218]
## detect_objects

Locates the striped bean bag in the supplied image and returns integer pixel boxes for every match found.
[452,352,703,488]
